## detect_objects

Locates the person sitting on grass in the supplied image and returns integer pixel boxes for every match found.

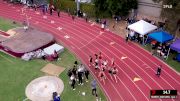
[52,92,61,101]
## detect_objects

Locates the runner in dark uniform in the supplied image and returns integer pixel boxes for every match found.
[89,55,93,66]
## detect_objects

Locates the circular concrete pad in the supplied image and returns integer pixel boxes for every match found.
[25,76,64,101]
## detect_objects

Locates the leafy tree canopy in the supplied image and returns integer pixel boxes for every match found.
[94,0,137,17]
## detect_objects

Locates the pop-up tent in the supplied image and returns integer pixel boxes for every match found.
[170,39,180,53]
[148,31,174,43]
[166,39,180,60]
[128,20,157,44]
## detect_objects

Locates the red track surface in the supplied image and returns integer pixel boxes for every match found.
[0,1,179,101]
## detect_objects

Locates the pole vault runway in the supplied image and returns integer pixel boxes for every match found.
[0,1,179,101]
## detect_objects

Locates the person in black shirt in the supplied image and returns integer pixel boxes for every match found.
[156,65,162,77]
[84,68,89,82]
[78,70,83,85]
[89,55,93,66]
[74,61,78,67]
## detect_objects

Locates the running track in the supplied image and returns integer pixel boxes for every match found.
[0,1,179,101]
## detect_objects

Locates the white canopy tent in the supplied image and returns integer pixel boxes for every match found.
[128,20,158,44]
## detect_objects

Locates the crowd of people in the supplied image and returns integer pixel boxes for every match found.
[151,42,170,59]
[67,61,90,90]
[89,52,119,84]
[67,60,108,100]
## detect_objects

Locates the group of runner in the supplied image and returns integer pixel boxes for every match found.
[89,52,119,85]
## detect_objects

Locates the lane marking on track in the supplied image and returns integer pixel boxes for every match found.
[71,46,75,49]
[16,9,20,12]
[43,15,47,19]
[133,77,141,82]
[89,20,92,23]
[145,66,151,69]
[29,8,33,11]
[34,21,39,24]
[57,27,62,30]
[50,20,55,24]
[8,4,12,6]
[106,28,110,31]
[27,16,31,19]
[79,34,102,49]
[99,31,104,35]
[35,12,40,15]
[64,35,70,39]
[121,56,127,60]
[20,13,25,16]
[90,22,96,26]
[110,41,115,45]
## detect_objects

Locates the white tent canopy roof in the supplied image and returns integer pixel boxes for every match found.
[128,20,157,35]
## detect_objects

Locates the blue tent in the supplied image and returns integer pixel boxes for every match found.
[148,31,173,43]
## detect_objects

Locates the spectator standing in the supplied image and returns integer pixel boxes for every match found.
[50,5,54,15]
[42,5,45,15]
[74,61,78,67]
[77,69,83,85]
[67,8,70,16]
[72,66,77,80]
[70,74,76,90]
[33,4,37,11]
[129,30,135,41]
[72,15,75,21]
[84,68,89,82]
[125,33,129,43]
[57,8,60,17]
[91,80,97,96]
[67,69,72,80]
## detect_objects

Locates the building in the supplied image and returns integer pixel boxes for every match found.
[137,0,162,18]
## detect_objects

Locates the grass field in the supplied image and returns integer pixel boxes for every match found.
[0,49,106,101]
[0,17,106,101]
[0,17,21,31]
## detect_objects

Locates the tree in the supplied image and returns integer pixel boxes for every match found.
[94,0,108,17]
[94,0,137,18]
[153,0,180,37]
